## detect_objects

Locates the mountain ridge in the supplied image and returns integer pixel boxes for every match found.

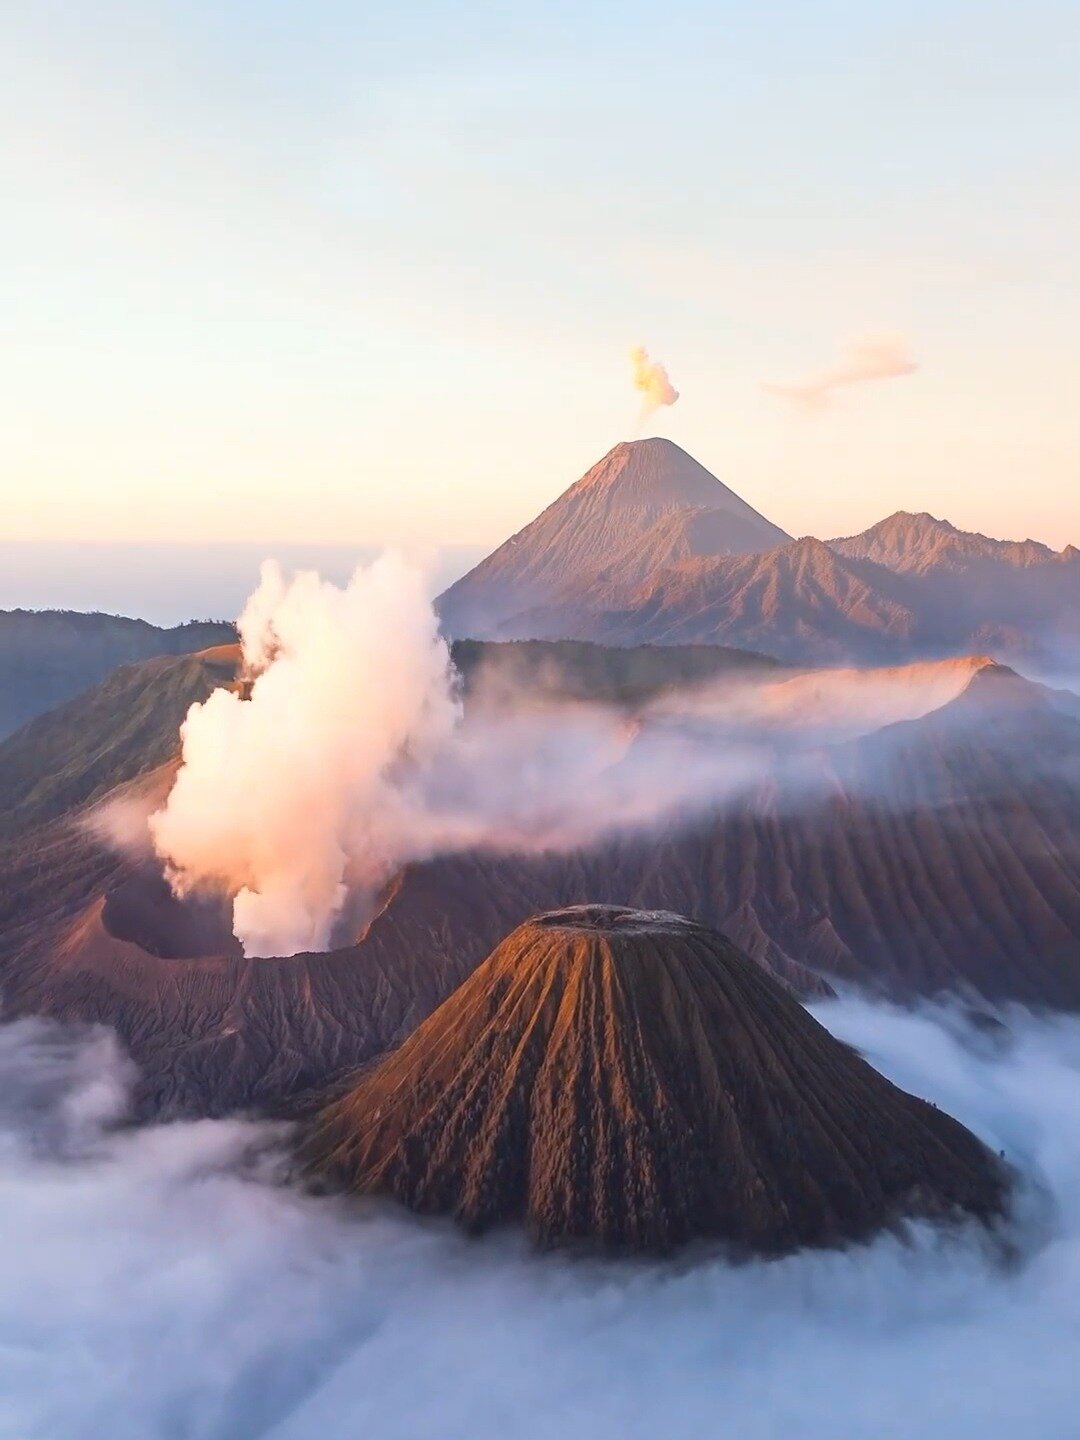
[438,441,1078,669]
[0,609,235,738]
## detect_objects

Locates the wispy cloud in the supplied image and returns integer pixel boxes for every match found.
[764,335,918,410]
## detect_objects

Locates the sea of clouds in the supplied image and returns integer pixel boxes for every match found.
[0,998,1076,1440]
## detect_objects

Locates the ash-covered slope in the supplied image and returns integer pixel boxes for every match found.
[437,438,790,639]
[304,906,1006,1254]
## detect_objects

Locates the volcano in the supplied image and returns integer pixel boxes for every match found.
[437,438,791,639]
[303,906,1006,1254]
[436,441,1077,667]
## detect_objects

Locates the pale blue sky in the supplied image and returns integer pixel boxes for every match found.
[3,0,1077,579]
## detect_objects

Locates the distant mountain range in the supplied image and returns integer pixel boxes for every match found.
[438,438,1079,670]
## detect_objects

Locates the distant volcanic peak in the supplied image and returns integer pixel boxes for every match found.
[878,509,958,535]
[305,908,1006,1255]
[834,511,959,547]
[436,439,790,639]
[567,438,787,528]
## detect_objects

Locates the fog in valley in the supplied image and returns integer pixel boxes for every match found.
[1,1000,1076,1440]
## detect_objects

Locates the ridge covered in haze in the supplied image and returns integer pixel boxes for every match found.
[438,440,1079,670]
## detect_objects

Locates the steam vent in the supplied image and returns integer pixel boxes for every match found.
[303,906,1007,1254]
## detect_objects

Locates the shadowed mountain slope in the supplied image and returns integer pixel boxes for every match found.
[0,609,235,738]
[304,906,1006,1254]
[0,647,240,842]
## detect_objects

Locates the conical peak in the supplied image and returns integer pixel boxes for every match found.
[612,436,686,460]
[567,437,746,513]
[304,909,1007,1255]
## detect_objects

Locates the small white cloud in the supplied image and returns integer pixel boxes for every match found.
[765,335,918,410]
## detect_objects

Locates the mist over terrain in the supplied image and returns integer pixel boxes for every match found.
[0,1000,1075,1440]
[146,553,1078,960]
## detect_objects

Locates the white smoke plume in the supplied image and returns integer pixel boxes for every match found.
[764,334,918,410]
[150,555,461,958]
[0,1001,1076,1440]
[147,560,1048,959]
[150,556,785,957]
[629,344,679,418]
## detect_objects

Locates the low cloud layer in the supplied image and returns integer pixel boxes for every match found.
[629,344,679,418]
[0,1000,1076,1440]
[764,335,918,410]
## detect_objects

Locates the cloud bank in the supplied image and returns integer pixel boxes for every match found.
[764,335,918,410]
[0,1000,1075,1440]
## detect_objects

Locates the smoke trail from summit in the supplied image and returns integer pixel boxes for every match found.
[629,345,679,418]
